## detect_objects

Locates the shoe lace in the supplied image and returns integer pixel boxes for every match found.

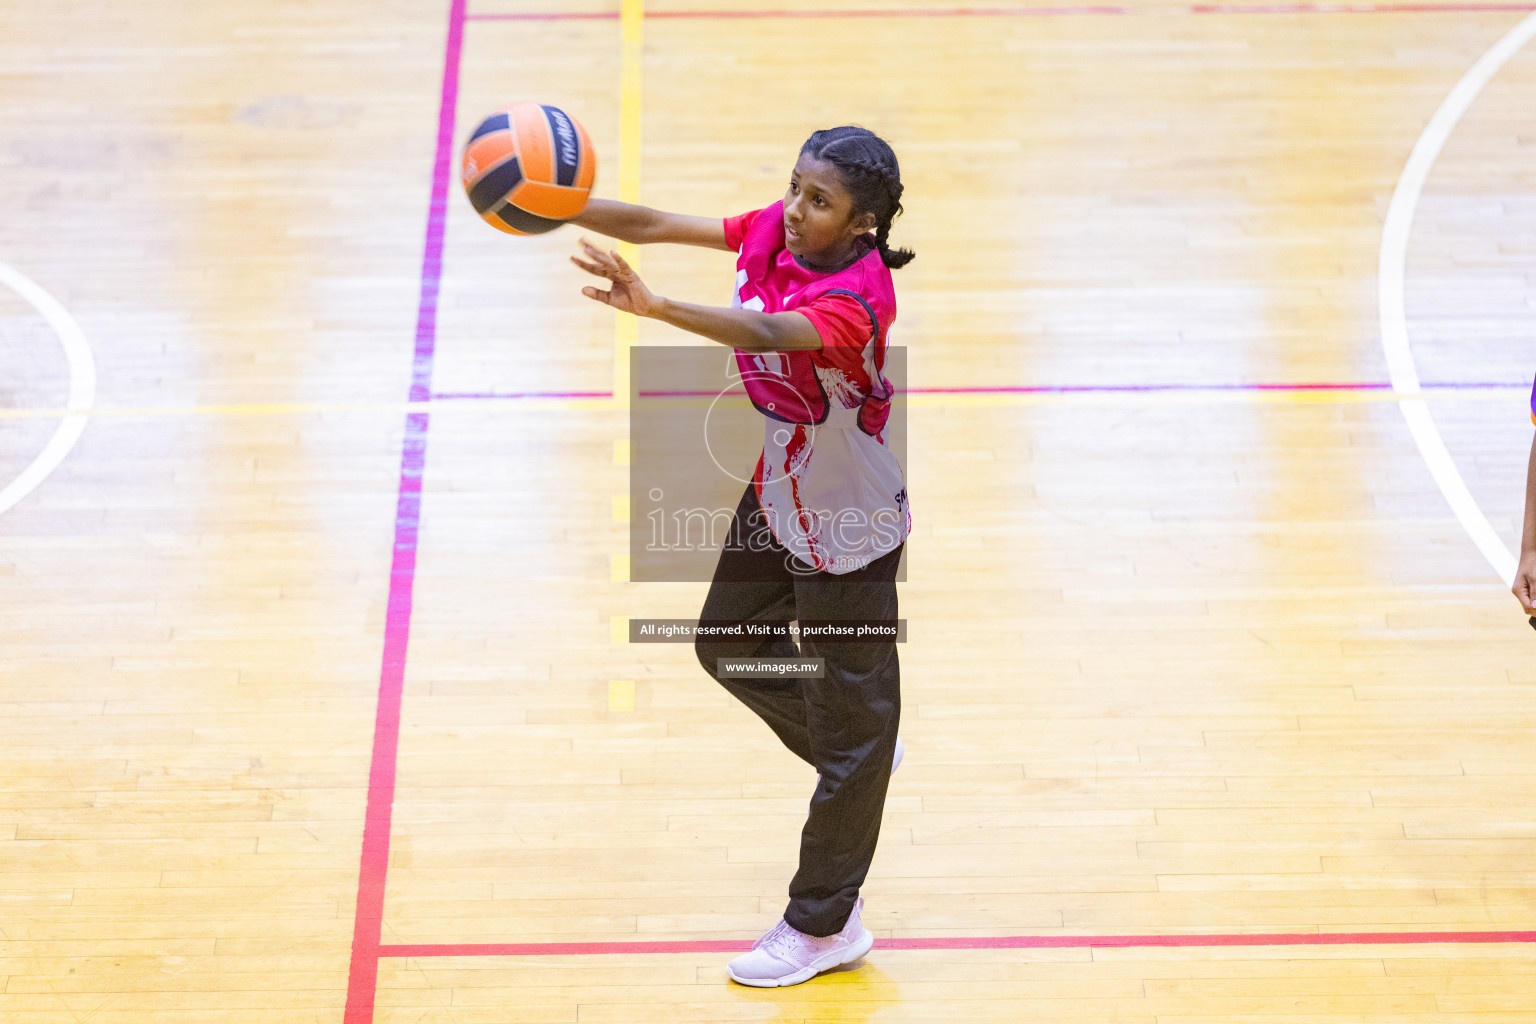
[753,919,795,952]
[761,920,836,964]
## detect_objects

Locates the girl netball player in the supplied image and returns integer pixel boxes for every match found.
[568,126,912,988]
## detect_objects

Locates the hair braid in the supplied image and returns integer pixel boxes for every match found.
[801,127,916,270]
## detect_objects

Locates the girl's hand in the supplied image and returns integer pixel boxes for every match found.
[1514,551,1536,615]
[572,239,656,317]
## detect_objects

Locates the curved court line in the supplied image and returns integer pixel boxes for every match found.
[0,262,97,518]
[1378,11,1536,587]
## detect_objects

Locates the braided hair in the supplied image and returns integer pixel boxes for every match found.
[800,126,915,270]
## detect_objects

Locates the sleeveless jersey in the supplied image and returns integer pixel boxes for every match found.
[725,201,911,574]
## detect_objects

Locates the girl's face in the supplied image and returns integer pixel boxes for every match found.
[783,152,877,270]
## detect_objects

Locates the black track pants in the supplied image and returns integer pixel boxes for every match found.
[695,484,902,937]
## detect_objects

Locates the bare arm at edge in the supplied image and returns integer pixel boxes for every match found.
[1513,432,1536,614]
[648,297,822,353]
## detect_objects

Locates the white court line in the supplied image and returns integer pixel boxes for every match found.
[1378,11,1536,587]
[0,262,97,517]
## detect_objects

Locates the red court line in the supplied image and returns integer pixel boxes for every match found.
[341,1,465,1022]
[381,929,1536,957]
[465,3,1536,17]
[647,5,1133,13]
[465,7,1128,17]
[1191,2,1536,9]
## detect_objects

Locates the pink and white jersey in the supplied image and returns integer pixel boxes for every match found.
[723,201,911,574]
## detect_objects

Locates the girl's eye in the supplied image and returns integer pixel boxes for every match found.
[813,196,825,206]
[789,181,798,193]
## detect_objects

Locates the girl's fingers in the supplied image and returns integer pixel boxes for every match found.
[570,255,609,277]
[574,239,634,308]
[579,238,616,267]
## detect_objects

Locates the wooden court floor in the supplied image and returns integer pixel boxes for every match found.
[4,0,1536,1021]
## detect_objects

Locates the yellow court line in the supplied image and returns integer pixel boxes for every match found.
[0,388,1519,421]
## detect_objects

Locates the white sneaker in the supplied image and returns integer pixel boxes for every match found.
[726,897,874,988]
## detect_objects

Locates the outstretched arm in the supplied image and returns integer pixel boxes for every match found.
[572,239,821,352]
[1513,433,1536,615]
[568,198,732,250]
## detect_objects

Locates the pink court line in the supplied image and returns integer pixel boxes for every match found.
[432,389,613,399]
[912,382,1390,394]
[464,3,1536,17]
[905,381,1519,393]
[380,930,1536,957]
[342,0,465,1022]
[1190,1,1536,8]
[630,381,1520,397]
[434,381,1522,400]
